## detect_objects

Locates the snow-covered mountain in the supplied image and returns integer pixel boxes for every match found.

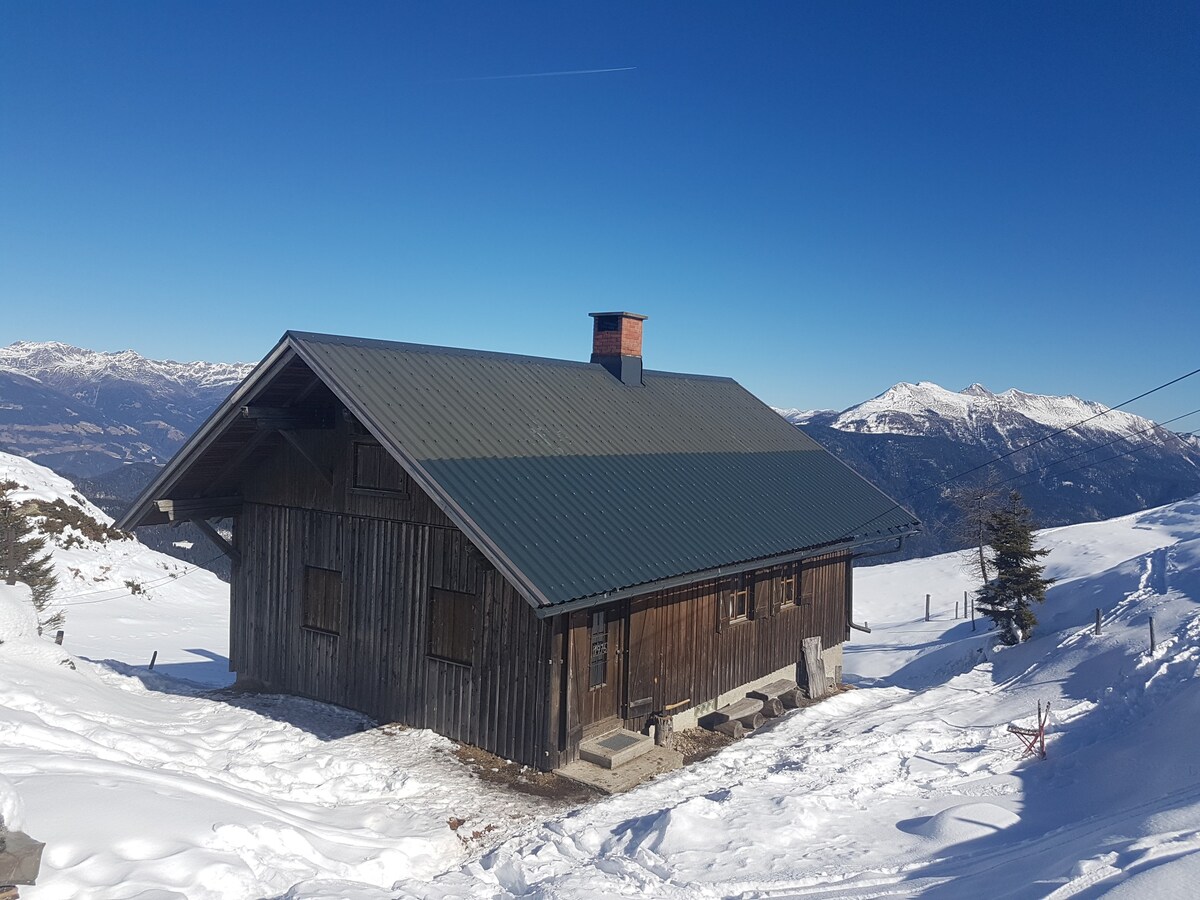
[818,381,1183,450]
[0,341,252,476]
[778,382,1200,561]
[0,340,252,392]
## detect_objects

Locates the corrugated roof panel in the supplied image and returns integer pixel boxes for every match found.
[288,332,918,607]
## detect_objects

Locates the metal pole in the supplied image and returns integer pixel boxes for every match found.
[925,594,931,622]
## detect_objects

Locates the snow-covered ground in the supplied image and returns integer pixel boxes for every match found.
[2,448,1199,898]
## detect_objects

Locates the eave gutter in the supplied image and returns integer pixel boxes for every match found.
[533,526,919,619]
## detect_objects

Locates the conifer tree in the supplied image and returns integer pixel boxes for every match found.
[975,491,1053,644]
[0,488,62,631]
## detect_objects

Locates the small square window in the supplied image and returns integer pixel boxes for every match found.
[353,442,409,495]
[730,573,752,621]
[782,573,797,605]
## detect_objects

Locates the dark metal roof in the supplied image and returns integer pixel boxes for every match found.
[120,330,919,611]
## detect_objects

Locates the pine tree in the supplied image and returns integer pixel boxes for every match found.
[0,488,62,631]
[975,491,1053,644]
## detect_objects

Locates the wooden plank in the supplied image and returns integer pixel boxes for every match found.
[801,636,829,699]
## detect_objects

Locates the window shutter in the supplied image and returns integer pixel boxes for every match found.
[769,570,784,617]
[717,583,730,633]
[749,574,764,620]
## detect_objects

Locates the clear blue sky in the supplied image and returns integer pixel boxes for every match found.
[2,2,1197,423]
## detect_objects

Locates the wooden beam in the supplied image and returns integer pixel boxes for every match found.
[202,427,272,497]
[154,497,242,522]
[241,403,335,430]
[191,518,242,565]
[277,430,335,487]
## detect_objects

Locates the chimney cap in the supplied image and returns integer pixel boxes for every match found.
[589,311,648,321]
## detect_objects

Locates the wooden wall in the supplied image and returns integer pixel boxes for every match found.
[229,410,556,769]
[559,552,851,738]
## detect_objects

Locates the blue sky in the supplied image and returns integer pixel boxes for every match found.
[1,2,1197,423]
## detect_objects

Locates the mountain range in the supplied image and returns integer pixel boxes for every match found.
[0,341,252,477]
[0,341,1197,568]
[779,381,1200,560]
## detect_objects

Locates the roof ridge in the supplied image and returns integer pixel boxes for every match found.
[284,330,734,382]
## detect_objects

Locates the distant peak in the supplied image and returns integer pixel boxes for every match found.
[961,383,994,397]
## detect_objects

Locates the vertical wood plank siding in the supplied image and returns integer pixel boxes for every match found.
[562,553,852,734]
[230,414,555,770]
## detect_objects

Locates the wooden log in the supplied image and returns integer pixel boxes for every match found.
[713,720,745,739]
[760,697,785,718]
[709,697,763,725]
[738,712,765,730]
[747,679,799,702]
[801,636,829,700]
[779,688,805,708]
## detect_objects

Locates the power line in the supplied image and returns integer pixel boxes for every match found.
[1005,427,1200,494]
[985,406,1200,492]
[831,363,1200,541]
[53,551,227,607]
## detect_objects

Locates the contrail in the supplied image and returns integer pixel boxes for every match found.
[448,66,637,83]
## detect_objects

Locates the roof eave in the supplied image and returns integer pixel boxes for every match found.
[532,524,921,619]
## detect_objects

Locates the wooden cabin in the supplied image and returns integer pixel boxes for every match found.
[119,313,919,771]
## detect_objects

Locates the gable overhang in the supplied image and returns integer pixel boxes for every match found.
[116,336,302,530]
[534,525,919,619]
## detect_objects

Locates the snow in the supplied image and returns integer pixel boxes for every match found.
[0,340,254,390]
[2,447,1200,898]
[830,380,1159,443]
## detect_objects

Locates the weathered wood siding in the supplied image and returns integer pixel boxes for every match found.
[557,552,851,737]
[229,410,555,769]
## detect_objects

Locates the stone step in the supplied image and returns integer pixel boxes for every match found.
[579,728,655,769]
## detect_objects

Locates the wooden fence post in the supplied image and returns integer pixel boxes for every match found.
[55,630,64,645]
[1149,617,1156,652]
[1094,609,1101,636]
[149,650,158,670]
[4,522,15,586]
[925,594,931,622]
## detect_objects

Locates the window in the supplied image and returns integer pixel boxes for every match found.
[781,572,798,606]
[428,587,477,666]
[352,441,409,495]
[730,573,752,621]
[589,611,608,688]
[302,565,342,634]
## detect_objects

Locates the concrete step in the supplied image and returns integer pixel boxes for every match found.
[556,745,684,794]
[579,728,655,769]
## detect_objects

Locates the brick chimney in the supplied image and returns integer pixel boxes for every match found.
[589,312,647,385]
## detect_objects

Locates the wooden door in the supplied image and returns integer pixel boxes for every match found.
[570,605,625,739]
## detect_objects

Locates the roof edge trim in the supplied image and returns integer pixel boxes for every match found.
[532,527,920,619]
